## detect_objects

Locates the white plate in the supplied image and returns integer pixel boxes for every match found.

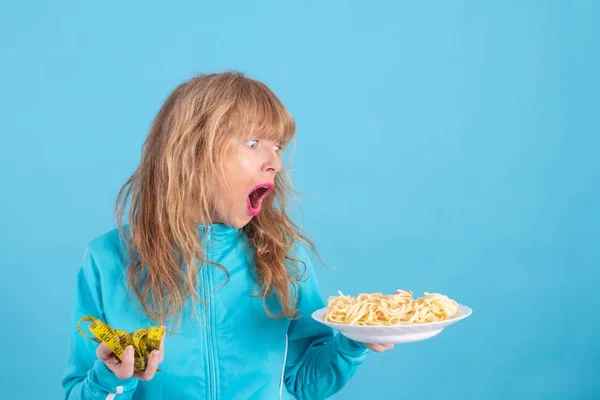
[311,304,472,344]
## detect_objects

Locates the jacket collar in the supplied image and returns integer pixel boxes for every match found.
[198,223,242,252]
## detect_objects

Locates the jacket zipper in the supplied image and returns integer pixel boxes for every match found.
[203,244,218,399]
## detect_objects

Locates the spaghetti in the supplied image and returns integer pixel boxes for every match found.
[324,290,459,326]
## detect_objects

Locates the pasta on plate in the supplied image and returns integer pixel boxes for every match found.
[323,290,460,326]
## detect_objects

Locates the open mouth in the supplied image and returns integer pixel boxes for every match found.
[246,183,274,216]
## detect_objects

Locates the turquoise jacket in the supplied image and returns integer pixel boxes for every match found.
[62,224,369,399]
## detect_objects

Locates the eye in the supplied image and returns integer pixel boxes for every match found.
[273,144,282,153]
[245,139,259,149]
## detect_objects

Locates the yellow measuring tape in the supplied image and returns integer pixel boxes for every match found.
[77,316,165,372]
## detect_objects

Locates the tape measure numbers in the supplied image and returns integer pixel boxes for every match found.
[76,316,165,372]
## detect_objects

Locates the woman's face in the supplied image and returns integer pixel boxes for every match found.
[211,137,283,228]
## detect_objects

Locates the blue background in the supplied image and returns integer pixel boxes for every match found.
[1,1,598,399]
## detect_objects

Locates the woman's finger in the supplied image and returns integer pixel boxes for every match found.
[136,350,160,381]
[96,342,123,366]
[106,346,135,379]
[158,328,165,363]
[365,343,385,352]
[118,346,136,378]
[96,342,113,360]
[365,343,395,352]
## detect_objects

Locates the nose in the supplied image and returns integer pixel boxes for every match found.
[262,148,282,175]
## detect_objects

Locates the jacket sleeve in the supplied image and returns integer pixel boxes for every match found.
[61,246,139,400]
[284,245,369,400]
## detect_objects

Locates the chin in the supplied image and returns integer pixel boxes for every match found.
[230,215,253,229]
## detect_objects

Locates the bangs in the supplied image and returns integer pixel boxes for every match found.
[223,77,296,146]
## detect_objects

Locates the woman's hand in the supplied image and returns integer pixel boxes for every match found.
[364,343,395,353]
[96,330,165,381]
